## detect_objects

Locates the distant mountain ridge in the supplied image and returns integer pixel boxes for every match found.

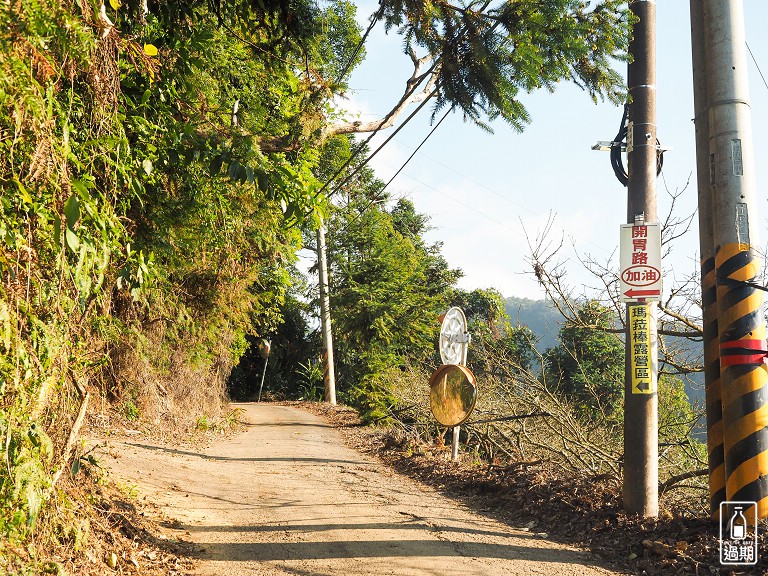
[504,296,705,407]
[503,297,562,353]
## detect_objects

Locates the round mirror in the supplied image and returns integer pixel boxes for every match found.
[258,339,271,360]
[429,364,478,427]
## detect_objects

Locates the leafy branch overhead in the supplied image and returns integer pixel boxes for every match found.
[199,0,632,147]
[327,0,631,136]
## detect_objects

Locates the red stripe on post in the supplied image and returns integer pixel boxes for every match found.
[720,339,766,351]
[720,354,768,367]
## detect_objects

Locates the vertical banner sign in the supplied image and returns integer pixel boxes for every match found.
[629,304,656,394]
[620,222,662,303]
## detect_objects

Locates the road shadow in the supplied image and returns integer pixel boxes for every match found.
[195,538,596,565]
[122,442,367,466]
[183,520,525,540]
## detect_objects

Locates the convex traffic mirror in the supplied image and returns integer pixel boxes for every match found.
[428,364,477,427]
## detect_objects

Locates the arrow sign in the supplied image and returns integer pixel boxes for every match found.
[629,304,656,395]
[634,380,651,393]
[624,288,661,299]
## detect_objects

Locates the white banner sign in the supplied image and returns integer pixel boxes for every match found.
[620,222,662,303]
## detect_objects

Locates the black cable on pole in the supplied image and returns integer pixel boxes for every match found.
[609,104,665,187]
[717,275,768,293]
[610,105,630,186]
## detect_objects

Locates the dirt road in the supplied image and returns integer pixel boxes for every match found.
[98,403,620,575]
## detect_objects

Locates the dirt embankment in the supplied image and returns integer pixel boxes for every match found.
[94,403,620,575]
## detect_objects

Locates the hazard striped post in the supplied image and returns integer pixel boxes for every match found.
[689,0,725,517]
[703,0,768,519]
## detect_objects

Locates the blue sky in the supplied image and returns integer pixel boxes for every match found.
[320,0,768,302]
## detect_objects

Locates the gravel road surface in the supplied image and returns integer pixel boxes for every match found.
[99,403,620,576]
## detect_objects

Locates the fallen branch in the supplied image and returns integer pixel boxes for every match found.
[469,412,551,425]
[659,468,708,494]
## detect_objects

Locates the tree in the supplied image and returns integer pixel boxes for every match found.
[450,287,538,373]
[0,0,637,563]
[0,0,359,554]
[543,300,625,421]
[325,185,460,420]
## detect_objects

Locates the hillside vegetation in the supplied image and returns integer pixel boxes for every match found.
[0,1,712,574]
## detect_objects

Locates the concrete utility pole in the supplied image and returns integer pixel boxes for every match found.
[689,0,725,519]
[623,0,659,518]
[316,222,337,405]
[701,0,768,518]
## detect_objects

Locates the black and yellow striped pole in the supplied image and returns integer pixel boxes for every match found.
[703,0,768,519]
[715,245,768,514]
[689,0,725,518]
[703,256,726,516]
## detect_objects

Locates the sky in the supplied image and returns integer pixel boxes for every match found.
[311,0,768,302]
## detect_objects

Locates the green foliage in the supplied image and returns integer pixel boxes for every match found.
[319,148,459,418]
[122,397,140,421]
[0,417,52,540]
[448,288,539,374]
[379,0,631,131]
[297,360,325,401]
[543,300,625,420]
[0,0,345,562]
[658,375,698,445]
[480,322,538,375]
[453,287,507,339]
[0,0,638,566]
[327,192,459,416]
[345,354,401,424]
[228,278,319,401]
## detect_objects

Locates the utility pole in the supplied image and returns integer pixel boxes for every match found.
[701,0,768,518]
[623,0,658,518]
[316,222,337,405]
[689,0,725,519]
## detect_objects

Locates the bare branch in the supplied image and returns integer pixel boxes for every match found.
[658,302,702,335]
[322,55,439,139]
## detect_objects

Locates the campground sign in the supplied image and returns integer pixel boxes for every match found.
[620,222,662,303]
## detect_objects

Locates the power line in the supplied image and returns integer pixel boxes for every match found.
[317,7,504,204]
[390,138,538,218]
[382,140,615,257]
[333,6,384,85]
[380,163,529,238]
[379,108,451,196]
[314,85,438,201]
[311,57,439,200]
[314,8,492,202]
[336,107,452,232]
[746,41,768,92]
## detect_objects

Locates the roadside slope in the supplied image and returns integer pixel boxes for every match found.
[96,403,620,575]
